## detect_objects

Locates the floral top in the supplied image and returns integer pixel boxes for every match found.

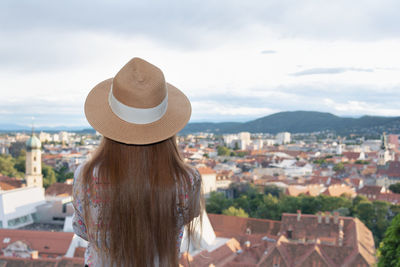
[72,163,201,267]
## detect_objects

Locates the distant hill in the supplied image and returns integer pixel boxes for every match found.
[0,124,95,133]
[181,111,400,135]
[2,111,399,135]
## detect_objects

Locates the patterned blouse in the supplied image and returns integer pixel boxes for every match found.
[72,163,201,267]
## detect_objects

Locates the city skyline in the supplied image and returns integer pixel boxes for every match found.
[1,0,400,127]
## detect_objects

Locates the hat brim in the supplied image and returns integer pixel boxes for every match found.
[84,78,191,145]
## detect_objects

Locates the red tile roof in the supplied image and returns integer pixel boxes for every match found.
[197,166,216,175]
[0,256,84,266]
[0,229,73,258]
[0,176,23,190]
[198,212,376,267]
[377,161,400,177]
[45,183,73,197]
[357,185,384,196]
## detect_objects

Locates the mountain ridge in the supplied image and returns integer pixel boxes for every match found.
[1,111,399,135]
[181,111,400,135]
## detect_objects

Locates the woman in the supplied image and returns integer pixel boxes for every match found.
[72,58,203,267]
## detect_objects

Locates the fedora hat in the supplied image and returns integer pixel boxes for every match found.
[84,57,191,144]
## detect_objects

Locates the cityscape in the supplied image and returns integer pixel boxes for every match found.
[0,124,399,266]
[2,0,400,266]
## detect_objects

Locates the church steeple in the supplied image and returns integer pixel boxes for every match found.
[381,132,388,150]
[25,124,43,188]
[378,132,391,166]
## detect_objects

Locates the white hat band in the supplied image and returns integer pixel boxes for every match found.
[108,84,168,125]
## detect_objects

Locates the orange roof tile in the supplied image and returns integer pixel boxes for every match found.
[197,166,216,175]
[0,229,73,257]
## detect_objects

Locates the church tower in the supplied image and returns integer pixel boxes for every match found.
[378,132,391,166]
[25,133,43,187]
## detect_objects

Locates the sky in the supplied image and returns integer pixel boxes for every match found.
[1,0,400,128]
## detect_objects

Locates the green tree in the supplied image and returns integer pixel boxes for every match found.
[299,195,320,214]
[206,192,233,214]
[333,162,345,172]
[378,214,400,267]
[373,201,391,244]
[279,196,301,214]
[8,142,26,158]
[313,159,327,165]
[233,142,239,151]
[217,146,230,156]
[222,206,249,218]
[0,154,21,178]
[263,185,282,198]
[334,207,350,216]
[42,164,56,188]
[55,165,74,183]
[389,183,400,194]
[14,154,26,174]
[354,200,374,228]
[254,194,280,220]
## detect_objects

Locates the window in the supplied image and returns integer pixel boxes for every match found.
[7,215,30,227]
[33,156,36,161]
[52,217,65,222]
[34,167,37,173]
[287,230,293,239]
[62,204,67,213]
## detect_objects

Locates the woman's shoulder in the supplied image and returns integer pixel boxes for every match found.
[185,166,201,190]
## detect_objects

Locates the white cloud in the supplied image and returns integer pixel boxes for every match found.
[1,1,400,126]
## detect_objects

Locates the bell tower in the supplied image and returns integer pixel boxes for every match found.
[378,132,391,166]
[25,128,43,187]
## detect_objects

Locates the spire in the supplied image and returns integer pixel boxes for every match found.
[31,117,35,136]
[381,132,388,150]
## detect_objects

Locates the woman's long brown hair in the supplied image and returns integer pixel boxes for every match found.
[81,135,202,267]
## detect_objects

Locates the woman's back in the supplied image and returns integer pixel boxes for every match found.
[72,58,202,267]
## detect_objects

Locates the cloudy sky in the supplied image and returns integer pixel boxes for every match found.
[1,0,400,128]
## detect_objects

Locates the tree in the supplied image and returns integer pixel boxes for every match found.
[55,165,74,183]
[14,154,26,174]
[378,213,400,267]
[333,162,345,173]
[206,192,233,214]
[8,142,26,158]
[255,194,280,220]
[389,183,400,194]
[217,146,230,156]
[42,164,56,188]
[222,206,249,218]
[233,142,239,151]
[263,185,282,198]
[0,154,22,178]
[373,201,391,244]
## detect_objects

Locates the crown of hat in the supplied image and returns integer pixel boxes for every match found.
[112,58,167,109]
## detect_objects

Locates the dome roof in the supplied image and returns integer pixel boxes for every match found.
[26,135,41,150]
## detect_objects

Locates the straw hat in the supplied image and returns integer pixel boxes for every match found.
[84,57,191,144]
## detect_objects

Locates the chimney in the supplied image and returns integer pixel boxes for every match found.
[338,231,344,246]
[333,211,339,224]
[325,212,331,224]
[297,210,301,221]
[317,211,322,223]
[246,227,252,235]
[338,219,344,247]
[338,219,344,246]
